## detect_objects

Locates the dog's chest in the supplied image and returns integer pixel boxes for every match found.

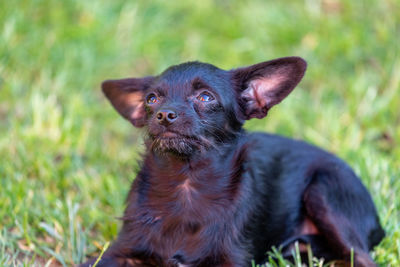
[131,173,238,263]
[144,176,232,224]
[145,167,234,213]
[135,210,233,266]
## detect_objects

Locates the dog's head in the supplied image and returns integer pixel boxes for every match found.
[102,57,306,157]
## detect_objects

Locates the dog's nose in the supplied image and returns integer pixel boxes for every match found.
[156,109,178,125]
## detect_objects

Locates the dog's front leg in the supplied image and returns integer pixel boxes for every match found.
[193,253,246,267]
[79,252,156,267]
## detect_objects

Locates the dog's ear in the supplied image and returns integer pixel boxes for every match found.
[102,77,154,127]
[231,57,307,119]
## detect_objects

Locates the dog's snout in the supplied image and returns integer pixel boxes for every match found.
[156,109,178,125]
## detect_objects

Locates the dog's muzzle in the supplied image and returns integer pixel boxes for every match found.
[150,132,201,156]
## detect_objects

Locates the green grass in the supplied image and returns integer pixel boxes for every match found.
[0,0,399,266]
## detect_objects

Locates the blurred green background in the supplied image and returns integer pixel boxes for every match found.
[0,0,399,266]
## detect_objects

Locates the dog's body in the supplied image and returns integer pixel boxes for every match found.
[81,57,384,266]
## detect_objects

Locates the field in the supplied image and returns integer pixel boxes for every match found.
[0,0,399,266]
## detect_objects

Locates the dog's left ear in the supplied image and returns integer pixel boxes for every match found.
[102,77,154,127]
[231,57,307,119]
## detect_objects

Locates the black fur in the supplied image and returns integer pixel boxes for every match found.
[81,57,384,267]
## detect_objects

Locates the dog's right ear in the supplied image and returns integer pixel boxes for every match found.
[231,57,307,120]
[102,77,154,127]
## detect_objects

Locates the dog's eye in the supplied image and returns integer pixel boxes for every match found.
[146,93,158,104]
[197,91,214,102]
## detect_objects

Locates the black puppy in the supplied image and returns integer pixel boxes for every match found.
[81,57,384,266]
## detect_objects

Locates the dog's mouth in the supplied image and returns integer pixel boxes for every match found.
[158,131,179,138]
[149,131,203,156]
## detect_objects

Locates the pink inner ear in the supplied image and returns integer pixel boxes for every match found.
[110,90,146,127]
[242,75,286,112]
[123,91,145,121]
[234,57,306,119]
[131,102,145,121]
